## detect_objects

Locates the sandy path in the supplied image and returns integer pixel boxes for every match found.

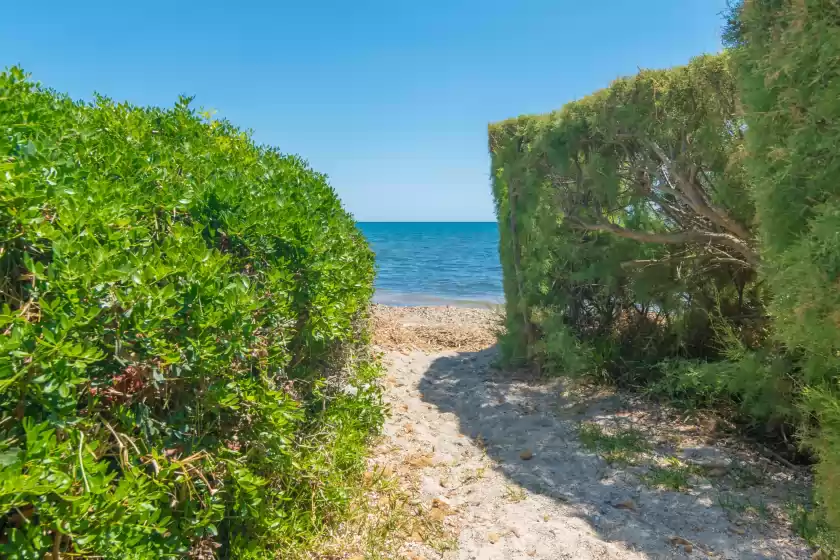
[374,306,811,560]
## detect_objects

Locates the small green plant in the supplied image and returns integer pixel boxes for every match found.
[642,457,698,491]
[718,492,748,515]
[784,500,838,557]
[577,423,650,465]
[745,499,770,520]
[504,484,528,503]
[727,461,764,489]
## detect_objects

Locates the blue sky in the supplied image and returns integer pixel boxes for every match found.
[1,0,729,221]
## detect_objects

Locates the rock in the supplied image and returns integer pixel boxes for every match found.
[668,536,695,554]
[520,449,534,460]
[526,549,537,557]
[432,496,451,510]
[614,499,637,511]
[729,526,746,535]
[488,532,501,544]
[408,454,435,467]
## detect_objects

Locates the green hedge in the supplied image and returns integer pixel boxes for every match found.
[489,54,769,390]
[728,0,840,543]
[0,68,382,558]
[491,1,840,545]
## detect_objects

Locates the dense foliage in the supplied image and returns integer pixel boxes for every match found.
[491,1,840,545]
[727,0,840,542]
[0,68,382,558]
[490,0,840,542]
[489,54,769,388]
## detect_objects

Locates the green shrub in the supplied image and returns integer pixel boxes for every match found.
[489,54,765,384]
[727,0,840,544]
[0,67,382,558]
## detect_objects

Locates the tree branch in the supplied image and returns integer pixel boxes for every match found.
[570,218,760,266]
[648,141,753,241]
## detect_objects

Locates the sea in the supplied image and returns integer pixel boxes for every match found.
[358,222,503,307]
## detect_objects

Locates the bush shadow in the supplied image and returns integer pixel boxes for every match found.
[418,345,805,560]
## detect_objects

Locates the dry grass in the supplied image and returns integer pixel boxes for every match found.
[290,442,458,560]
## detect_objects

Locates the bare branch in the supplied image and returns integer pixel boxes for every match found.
[648,141,753,241]
[570,218,760,266]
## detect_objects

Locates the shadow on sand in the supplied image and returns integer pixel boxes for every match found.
[417,345,804,560]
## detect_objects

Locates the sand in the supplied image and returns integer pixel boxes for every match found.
[370,304,501,352]
[370,305,812,560]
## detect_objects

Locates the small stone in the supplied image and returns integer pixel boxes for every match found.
[488,532,501,544]
[729,526,746,535]
[614,499,637,511]
[526,549,537,557]
[520,449,534,460]
[685,544,693,554]
[408,454,435,467]
[432,496,451,510]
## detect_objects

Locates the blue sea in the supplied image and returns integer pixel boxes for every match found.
[358,222,503,307]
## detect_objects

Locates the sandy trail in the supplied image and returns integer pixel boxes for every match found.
[373,306,811,560]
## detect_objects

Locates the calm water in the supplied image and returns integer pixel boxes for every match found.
[358,222,503,306]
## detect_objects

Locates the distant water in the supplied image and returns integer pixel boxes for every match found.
[358,222,503,307]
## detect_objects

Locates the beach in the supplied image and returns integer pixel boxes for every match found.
[368,304,811,559]
[371,303,500,352]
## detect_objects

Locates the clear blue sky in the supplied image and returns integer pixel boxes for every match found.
[1,0,729,222]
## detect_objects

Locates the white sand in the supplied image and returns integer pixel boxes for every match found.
[372,305,811,560]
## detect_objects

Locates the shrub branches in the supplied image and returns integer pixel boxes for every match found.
[0,68,382,558]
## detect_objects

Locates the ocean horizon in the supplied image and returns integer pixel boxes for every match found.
[358,221,503,307]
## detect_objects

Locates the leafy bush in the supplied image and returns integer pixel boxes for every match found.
[0,67,382,558]
[727,0,840,544]
[490,0,840,545]
[489,54,765,384]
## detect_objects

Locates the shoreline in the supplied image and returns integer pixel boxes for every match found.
[373,290,503,310]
